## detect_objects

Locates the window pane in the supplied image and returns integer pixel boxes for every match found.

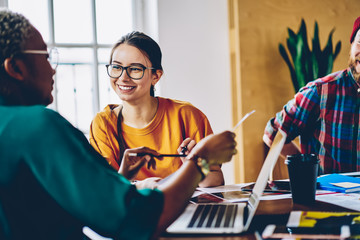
[59,47,93,64]
[7,0,135,135]
[96,0,133,44]
[56,48,94,133]
[54,0,93,44]
[98,47,111,64]
[8,0,49,42]
[98,48,120,110]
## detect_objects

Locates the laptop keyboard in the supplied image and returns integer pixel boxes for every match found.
[187,204,238,228]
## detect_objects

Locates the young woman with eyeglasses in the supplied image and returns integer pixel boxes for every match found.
[89,31,224,188]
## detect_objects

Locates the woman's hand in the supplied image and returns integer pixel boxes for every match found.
[134,177,162,190]
[118,147,162,180]
[187,131,237,166]
[177,138,196,163]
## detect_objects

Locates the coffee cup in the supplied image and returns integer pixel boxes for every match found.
[285,154,319,204]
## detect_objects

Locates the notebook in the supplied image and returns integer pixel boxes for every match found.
[166,129,287,234]
[317,173,360,193]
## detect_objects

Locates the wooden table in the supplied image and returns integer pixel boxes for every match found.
[160,197,355,240]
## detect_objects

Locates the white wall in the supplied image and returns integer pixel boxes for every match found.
[0,0,6,7]
[156,0,234,184]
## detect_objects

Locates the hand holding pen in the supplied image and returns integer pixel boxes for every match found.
[127,138,197,160]
[130,110,257,160]
[122,111,255,186]
[177,138,196,162]
[118,147,163,180]
[128,152,187,158]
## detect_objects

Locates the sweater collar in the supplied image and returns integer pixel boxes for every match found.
[0,95,6,106]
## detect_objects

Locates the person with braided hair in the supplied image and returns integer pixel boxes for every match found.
[0,9,237,240]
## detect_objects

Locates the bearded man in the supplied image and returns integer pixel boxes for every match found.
[263,16,360,174]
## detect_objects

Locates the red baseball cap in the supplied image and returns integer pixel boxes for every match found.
[350,16,360,43]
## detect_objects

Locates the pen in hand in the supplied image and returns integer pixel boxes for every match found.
[135,113,254,159]
[180,145,188,155]
[128,153,187,158]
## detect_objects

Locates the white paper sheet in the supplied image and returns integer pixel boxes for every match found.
[316,192,360,211]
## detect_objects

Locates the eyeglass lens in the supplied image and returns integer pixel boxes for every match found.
[49,48,59,70]
[108,65,144,79]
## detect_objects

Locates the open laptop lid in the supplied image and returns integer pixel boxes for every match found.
[166,129,287,235]
[243,128,287,231]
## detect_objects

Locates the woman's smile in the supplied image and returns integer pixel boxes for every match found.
[118,84,136,92]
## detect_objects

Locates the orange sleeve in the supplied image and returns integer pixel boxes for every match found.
[89,111,120,170]
[178,104,213,143]
[191,113,213,142]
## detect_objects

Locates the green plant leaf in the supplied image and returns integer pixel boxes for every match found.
[279,19,341,91]
[279,43,298,92]
[312,21,321,79]
[311,51,319,80]
[325,54,334,74]
[299,19,310,54]
[334,41,341,59]
[322,29,334,75]
[293,36,307,90]
[312,21,320,53]
[298,19,313,84]
[288,28,296,40]
[286,32,297,64]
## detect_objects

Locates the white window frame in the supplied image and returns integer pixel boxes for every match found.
[1,0,159,133]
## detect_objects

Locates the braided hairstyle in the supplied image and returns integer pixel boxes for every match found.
[0,9,33,100]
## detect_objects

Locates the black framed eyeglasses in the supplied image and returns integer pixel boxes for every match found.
[22,48,59,70]
[106,64,155,80]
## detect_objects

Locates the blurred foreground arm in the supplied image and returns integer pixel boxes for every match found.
[177,138,224,187]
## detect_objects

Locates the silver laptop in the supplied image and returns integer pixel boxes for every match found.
[166,129,286,234]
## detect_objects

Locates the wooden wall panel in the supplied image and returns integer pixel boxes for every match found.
[229,0,360,183]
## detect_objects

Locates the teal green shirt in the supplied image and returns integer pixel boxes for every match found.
[0,97,164,240]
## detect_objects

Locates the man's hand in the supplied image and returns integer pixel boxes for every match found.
[187,131,237,166]
[118,147,162,180]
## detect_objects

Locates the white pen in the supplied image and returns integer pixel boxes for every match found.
[128,152,186,158]
[232,110,256,131]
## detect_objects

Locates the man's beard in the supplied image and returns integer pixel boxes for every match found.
[349,55,360,83]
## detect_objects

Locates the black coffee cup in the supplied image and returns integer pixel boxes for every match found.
[285,154,319,204]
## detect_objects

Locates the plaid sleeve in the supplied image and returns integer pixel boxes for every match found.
[264,83,320,146]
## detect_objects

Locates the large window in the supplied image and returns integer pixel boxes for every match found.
[7,0,135,133]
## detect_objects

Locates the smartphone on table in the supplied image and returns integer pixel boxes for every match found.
[241,180,291,193]
[262,224,351,239]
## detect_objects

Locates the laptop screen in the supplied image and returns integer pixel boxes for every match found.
[243,128,287,230]
[166,129,287,234]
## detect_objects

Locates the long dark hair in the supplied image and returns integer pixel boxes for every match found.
[113,31,163,164]
[109,31,163,97]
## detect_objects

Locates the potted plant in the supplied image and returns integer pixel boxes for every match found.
[279,19,342,92]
